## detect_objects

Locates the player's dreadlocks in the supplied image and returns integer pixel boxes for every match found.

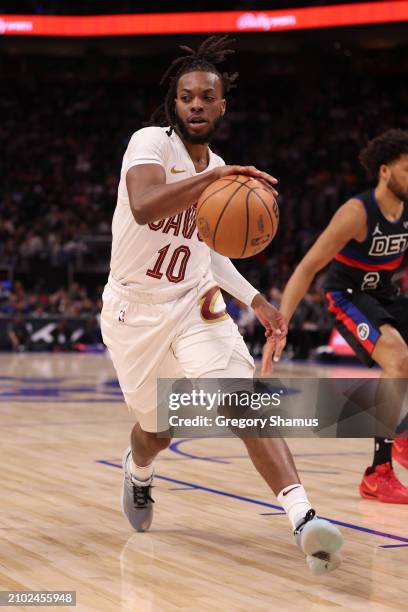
[147,35,238,132]
[359,128,408,180]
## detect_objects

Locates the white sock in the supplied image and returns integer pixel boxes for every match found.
[128,456,153,483]
[277,484,313,531]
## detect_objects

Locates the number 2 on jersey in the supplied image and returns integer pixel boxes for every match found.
[361,271,380,291]
[146,244,191,283]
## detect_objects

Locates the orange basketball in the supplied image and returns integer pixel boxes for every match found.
[196,174,279,258]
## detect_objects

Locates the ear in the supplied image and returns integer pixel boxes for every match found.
[379,163,390,180]
[221,99,227,116]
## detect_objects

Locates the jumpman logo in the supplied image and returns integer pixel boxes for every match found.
[372,223,382,236]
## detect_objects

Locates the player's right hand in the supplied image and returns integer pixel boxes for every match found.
[261,336,287,375]
[219,165,279,197]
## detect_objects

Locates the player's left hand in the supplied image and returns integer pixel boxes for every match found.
[251,294,287,343]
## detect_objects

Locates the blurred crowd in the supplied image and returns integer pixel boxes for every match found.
[1,47,407,354]
[0,280,102,352]
[0,280,102,318]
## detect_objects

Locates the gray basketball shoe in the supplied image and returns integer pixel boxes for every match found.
[294,509,343,575]
[121,447,154,532]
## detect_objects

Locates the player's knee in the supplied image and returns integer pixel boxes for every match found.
[384,352,408,378]
[217,390,250,420]
[217,390,263,438]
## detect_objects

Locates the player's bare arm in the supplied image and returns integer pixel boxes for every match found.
[281,198,367,320]
[262,198,367,373]
[126,163,278,225]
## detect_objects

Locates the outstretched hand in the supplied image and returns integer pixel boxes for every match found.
[251,294,287,346]
[261,335,287,375]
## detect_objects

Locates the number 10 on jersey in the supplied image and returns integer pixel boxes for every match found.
[146,244,191,283]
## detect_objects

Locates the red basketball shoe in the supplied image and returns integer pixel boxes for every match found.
[359,462,408,503]
[392,436,408,470]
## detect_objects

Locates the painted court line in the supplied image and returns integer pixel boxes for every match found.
[169,439,230,464]
[169,438,366,466]
[97,459,408,545]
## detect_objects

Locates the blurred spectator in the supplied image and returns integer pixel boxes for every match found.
[267,287,282,307]
[80,316,103,345]
[32,303,50,318]
[1,47,407,356]
[225,296,243,321]
[7,314,32,352]
[51,319,73,352]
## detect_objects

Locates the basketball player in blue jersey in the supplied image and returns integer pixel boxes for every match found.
[262,129,408,503]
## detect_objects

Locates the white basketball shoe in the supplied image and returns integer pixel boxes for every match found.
[294,509,343,575]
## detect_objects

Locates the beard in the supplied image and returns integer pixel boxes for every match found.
[174,110,224,145]
[387,174,408,201]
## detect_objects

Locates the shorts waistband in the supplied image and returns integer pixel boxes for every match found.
[107,273,195,304]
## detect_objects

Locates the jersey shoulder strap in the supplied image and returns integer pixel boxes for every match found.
[352,190,373,234]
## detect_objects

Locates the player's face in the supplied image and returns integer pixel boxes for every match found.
[384,154,408,200]
[174,71,226,144]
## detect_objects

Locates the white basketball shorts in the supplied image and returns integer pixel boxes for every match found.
[100,274,255,432]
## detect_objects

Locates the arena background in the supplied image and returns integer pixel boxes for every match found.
[2,5,408,608]
[1,0,407,360]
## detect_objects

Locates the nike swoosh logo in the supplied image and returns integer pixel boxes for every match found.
[171,166,186,174]
[363,480,378,492]
[282,485,301,496]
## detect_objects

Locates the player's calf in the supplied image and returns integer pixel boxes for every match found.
[131,423,172,464]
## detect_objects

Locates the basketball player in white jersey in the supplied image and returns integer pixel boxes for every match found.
[101,36,343,574]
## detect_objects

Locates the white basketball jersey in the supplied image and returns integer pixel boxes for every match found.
[110,126,225,301]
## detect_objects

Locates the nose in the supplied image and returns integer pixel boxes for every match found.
[190,97,204,112]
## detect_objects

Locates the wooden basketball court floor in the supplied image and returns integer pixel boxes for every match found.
[1,352,407,612]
